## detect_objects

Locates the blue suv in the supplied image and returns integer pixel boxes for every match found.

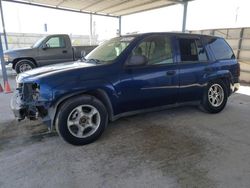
[11,33,240,145]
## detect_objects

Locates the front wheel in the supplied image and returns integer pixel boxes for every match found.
[201,80,228,113]
[56,95,108,145]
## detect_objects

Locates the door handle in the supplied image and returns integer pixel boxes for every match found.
[166,70,176,76]
[62,50,67,53]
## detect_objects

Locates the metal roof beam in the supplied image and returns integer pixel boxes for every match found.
[2,0,119,18]
[109,0,171,15]
[56,0,66,8]
[118,2,177,16]
[80,0,103,11]
[95,0,131,13]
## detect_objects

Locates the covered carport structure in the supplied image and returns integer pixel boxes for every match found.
[0,0,193,92]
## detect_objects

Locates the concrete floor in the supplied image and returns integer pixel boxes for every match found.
[1,77,250,188]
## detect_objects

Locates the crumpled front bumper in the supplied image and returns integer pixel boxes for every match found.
[10,92,37,121]
[10,92,26,121]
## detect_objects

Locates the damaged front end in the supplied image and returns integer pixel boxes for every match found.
[11,82,49,124]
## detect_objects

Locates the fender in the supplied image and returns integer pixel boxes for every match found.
[44,79,119,130]
[203,69,234,95]
[204,69,233,83]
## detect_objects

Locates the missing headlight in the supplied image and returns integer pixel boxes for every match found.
[31,83,40,100]
[22,83,40,101]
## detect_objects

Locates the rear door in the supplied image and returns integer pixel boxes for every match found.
[177,36,210,102]
[118,35,179,113]
[37,36,73,65]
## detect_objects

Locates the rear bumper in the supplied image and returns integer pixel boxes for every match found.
[230,82,240,93]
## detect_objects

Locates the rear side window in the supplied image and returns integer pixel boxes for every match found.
[207,38,235,60]
[179,38,208,62]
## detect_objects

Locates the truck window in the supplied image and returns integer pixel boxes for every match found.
[133,36,173,65]
[208,38,235,60]
[33,36,46,48]
[179,38,208,62]
[46,37,65,48]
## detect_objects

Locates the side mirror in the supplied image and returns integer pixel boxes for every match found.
[126,55,147,66]
[42,43,49,50]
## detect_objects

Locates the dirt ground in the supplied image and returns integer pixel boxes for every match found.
[0,77,250,188]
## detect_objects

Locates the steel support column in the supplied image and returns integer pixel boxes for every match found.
[0,33,8,89]
[182,1,188,33]
[0,0,8,90]
[118,16,121,36]
[237,28,244,59]
[0,0,8,50]
[90,13,92,45]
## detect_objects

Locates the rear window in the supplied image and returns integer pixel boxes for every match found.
[207,38,235,60]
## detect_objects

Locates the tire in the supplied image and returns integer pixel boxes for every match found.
[15,59,36,73]
[56,95,108,146]
[201,80,228,113]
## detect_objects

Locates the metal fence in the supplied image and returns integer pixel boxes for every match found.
[190,27,250,83]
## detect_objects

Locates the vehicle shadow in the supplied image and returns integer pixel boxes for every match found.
[1,102,239,187]
[0,119,57,152]
[93,105,218,187]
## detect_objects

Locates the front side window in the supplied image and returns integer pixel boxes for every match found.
[179,38,208,62]
[132,36,173,65]
[46,37,65,48]
[86,36,134,62]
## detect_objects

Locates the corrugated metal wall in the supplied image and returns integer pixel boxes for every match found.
[190,27,250,83]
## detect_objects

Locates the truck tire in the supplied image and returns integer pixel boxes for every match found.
[56,95,108,146]
[15,59,36,73]
[201,80,228,113]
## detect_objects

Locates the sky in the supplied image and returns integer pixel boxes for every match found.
[1,0,250,40]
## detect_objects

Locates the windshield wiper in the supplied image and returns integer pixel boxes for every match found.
[86,58,102,64]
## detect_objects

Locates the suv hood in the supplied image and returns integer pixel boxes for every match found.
[17,61,95,83]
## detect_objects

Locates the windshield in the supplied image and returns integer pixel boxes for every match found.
[85,36,134,63]
[32,36,46,48]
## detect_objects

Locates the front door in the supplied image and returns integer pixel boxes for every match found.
[118,35,179,113]
[38,36,73,66]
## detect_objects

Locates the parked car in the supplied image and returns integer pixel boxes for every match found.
[11,32,240,145]
[4,34,97,73]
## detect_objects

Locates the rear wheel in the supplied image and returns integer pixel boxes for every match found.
[56,95,108,145]
[15,59,36,73]
[201,80,228,113]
